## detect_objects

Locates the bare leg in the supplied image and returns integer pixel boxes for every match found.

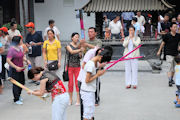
[76,92,80,105]
[69,92,73,105]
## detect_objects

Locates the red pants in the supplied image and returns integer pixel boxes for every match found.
[68,67,80,93]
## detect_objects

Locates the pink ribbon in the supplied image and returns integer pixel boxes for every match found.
[107,56,143,64]
[105,45,142,70]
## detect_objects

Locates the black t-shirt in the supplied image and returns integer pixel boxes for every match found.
[25,32,43,57]
[163,33,180,56]
[161,22,170,33]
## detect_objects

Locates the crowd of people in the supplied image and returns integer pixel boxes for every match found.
[103,12,180,40]
[0,12,180,120]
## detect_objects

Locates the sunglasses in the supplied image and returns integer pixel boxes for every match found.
[27,27,33,29]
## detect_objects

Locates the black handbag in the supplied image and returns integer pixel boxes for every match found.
[62,47,70,82]
[46,44,59,71]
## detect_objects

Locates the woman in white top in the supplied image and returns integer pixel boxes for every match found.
[123,25,141,89]
[80,48,112,120]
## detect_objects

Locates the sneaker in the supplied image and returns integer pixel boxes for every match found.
[169,81,172,87]
[42,93,50,98]
[15,100,23,105]
[171,80,175,84]
[19,97,23,102]
[175,103,180,108]
[174,100,177,104]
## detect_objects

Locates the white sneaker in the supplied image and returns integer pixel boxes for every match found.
[19,97,23,102]
[42,93,50,98]
[15,100,23,105]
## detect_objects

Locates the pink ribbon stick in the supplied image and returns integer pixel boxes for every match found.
[105,45,142,70]
[107,56,143,64]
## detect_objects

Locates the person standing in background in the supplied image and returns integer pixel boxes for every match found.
[0,27,10,80]
[176,14,180,33]
[42,29,61,76]
[44,19,60,40]
[160,14,171,35]
[25,22,43,85]
[132,17,141,37]
[121,12,135,36]
[8,22,21,40]
[109,16,125,40]
[66,32,84,105]
[123,25,141,89]
[102,15,111,38]
[7,36,31,105]
[135,11,146,34]
[157,22,180,87]
[0,42,4,94]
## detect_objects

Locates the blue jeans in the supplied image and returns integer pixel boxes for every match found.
[52,93,69,120]
[111,33,121,39]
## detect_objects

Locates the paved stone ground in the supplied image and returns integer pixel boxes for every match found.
[0,55,180,120]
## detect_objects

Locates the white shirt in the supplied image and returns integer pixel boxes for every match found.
[0,36,8,46]
[81,60,97,92]
[157,22,162,33]
[44,26,60,40]
[77,48,98,82]
[128,39,133,58]
[8,29,21,40]
[109,20,122,34]
[135,15,145,26]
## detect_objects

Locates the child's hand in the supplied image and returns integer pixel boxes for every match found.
[97,70,106,76]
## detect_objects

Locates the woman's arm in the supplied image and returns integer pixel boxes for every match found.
[7,58,23,72]
[42,47,47,61]
[157,41,165,56]
[85,70,106,83]
[58,48,61,68]
[0,47,4,54]
[66,45,83,54]
[23,55,31,65]
[30,78,48,96]
[123,38,129,47]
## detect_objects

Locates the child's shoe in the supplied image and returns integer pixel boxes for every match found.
[169,81,172,87]
[15,100,23,105]
[175,103,180,108]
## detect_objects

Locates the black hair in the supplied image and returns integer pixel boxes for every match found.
[170,22,177,28]
[128,25,135,31]
[99,49,113,63]
[164,13,169,17]
[132,17,137,22]
[47,29,55,34]
[95,46,113,63]
[95,45,113,57]
[12,36,21,46]
[175,55,180,63]
[49,19,55,25]
[103,45,113,56]
[47,29,55,38]
[10,22,17,27]
[71,32,79,38]
[28,67,44,79]
[88,27,96,32]
[95,48,102,56]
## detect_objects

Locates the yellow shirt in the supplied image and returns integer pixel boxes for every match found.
[43,39,61,61]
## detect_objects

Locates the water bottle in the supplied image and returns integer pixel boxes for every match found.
[28,64,32,70]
